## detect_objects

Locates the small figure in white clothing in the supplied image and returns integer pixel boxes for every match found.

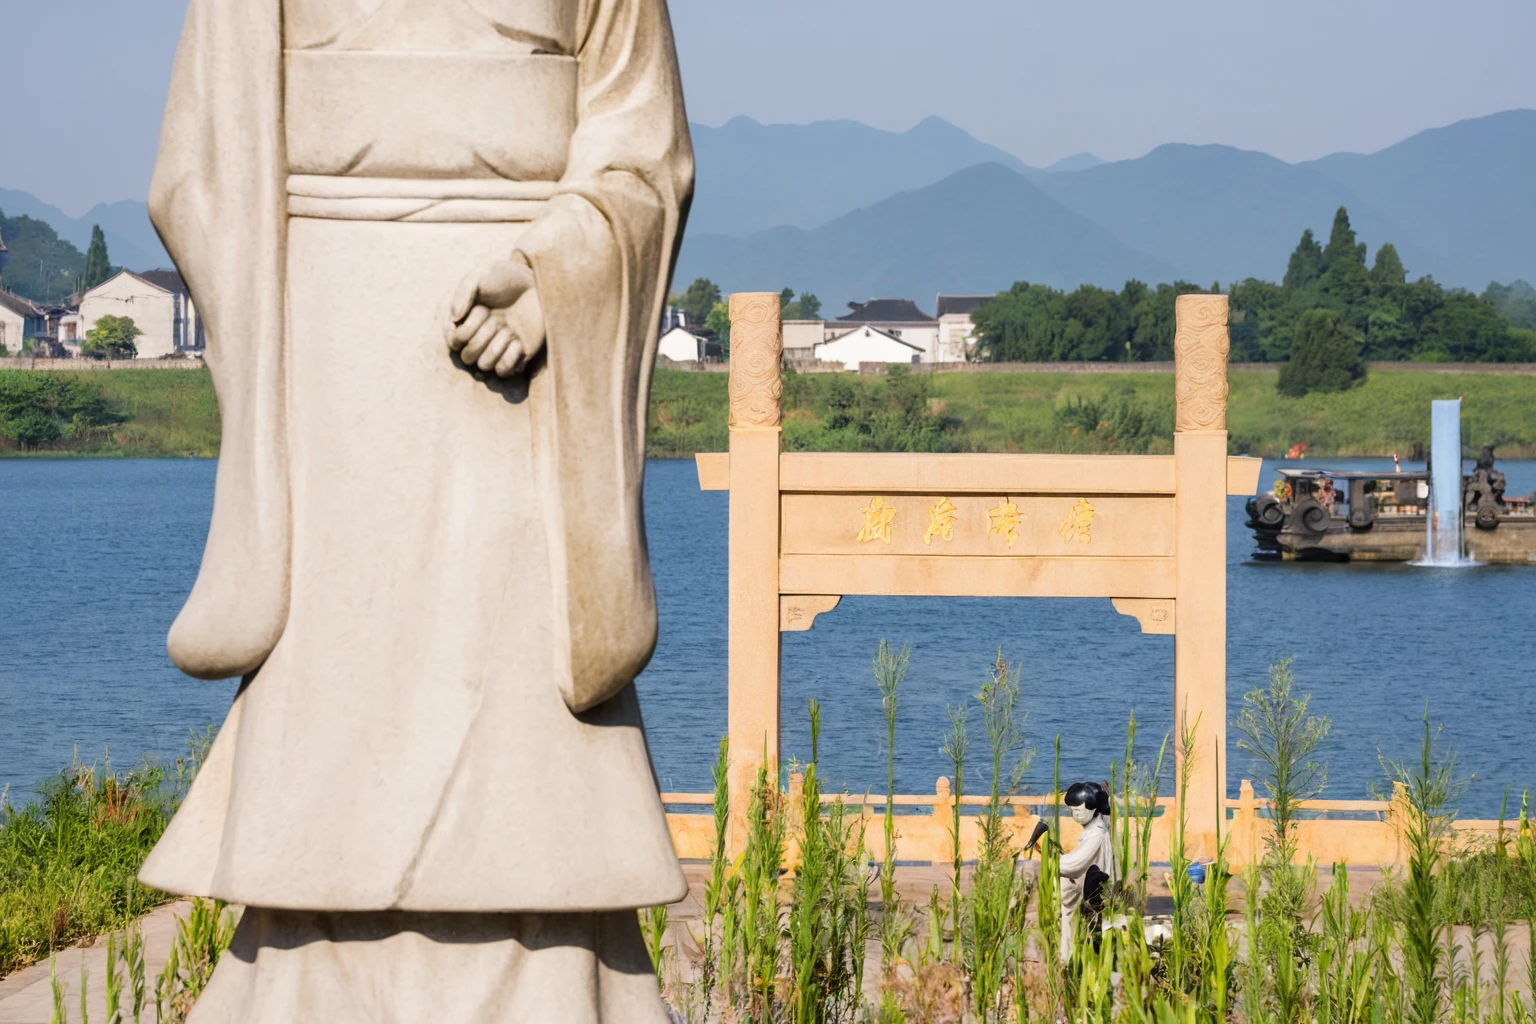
[1030,780,1117,961]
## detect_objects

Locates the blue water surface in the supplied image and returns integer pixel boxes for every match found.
[2,457,1533,816]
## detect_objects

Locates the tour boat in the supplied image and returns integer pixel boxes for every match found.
[1245,449,1536,563]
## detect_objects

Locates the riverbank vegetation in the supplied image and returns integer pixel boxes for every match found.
[650,649,1536,1023]
[0,738,206,977]
[0,368,219,456]
[651,366,1536,459]
[6,363,1536,459]
[969,208,1536,367]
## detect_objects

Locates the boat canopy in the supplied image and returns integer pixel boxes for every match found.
[1274,468,1428,481]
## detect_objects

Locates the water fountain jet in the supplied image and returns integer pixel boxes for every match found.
[1418,398,1478,567]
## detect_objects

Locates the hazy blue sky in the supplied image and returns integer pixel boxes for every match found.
[3,0,1534,214]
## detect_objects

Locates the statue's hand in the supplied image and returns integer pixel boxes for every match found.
[445,258,547,377]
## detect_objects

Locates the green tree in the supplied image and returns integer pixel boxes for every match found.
[703,301,730,353]
[0,211,86,304]
[1320,206,1367,272]
[1417,291,1522,362]
[0,372,119,449]
[673,277,721,328]
[82,315,142,360]
[1318,208,1369,312]
[1370,242,1407,287]
[780,290,822,320]
[1276,309,1366,396]
[1482,280,1536,330]
[1281,229,1323,292]
[82,225,112,290]
[1363,308,1417,359]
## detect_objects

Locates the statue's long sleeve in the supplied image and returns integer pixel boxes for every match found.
[150,0,289,680]
[513,0,694,713]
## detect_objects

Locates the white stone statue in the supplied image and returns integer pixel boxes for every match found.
[138,0,693,1019]
[1056,781,1116,961]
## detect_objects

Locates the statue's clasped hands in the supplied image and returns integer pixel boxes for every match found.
[445,258,546,377]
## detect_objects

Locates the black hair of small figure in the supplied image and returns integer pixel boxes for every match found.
[1063,780,1112,818]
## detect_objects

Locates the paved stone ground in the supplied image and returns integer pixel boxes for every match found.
[0,901,193,1024]
[1,865,1526,1020]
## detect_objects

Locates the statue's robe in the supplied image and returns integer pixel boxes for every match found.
[139,0,692,1017]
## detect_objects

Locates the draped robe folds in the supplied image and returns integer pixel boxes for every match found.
[140,0,692,1011]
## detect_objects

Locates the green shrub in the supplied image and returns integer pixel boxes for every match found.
[0,738,207,976]
[1277,309,1367,397]
[0,372,121,450]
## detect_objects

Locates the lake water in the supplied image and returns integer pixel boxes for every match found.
[3,457,1534,817]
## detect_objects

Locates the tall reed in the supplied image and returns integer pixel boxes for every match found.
[873,641,913,970]
[786,700,868,1024]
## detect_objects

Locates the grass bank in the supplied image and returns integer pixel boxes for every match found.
[0,740,206,977]
[653,367,1536,458]
[6,366,1534,459]
[0,368,220,457]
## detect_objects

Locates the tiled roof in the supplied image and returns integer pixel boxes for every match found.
[138,269,188,296]
[837,298,934,323]
[0,290,41,318]
[935,294,993,317]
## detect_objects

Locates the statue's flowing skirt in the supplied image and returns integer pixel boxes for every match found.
[182,214,670,1022]
[190,908,665,1023]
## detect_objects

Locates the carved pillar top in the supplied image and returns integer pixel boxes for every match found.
[1173,294,1230,433]
[727,292,783,430]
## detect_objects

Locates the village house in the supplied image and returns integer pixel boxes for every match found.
[0,233,49,356]
[934,293,991,360]
[0,291,44,356]
[657,325,725,363]
[811,324,923,370]
[782,293,986,368]
[79,268,203,359]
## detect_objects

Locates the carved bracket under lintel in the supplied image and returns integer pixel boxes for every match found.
[780,595,841,632]
[1112,598,1175,635]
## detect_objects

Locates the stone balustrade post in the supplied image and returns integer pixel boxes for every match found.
[1172,293,1231,859]
[726,293,784,853]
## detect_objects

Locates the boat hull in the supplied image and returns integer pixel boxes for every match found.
[1251,515,1536,563]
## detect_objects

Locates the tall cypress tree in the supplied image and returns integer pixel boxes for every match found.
[82,225,112,290]
[1319,207,1369,311]
[1370,243,1407,286]
[1282,229,1323,292]
[1320,206,1366,272]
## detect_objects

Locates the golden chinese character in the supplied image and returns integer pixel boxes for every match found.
[1059,498,1095,544]
[987,497,1023,548]
[923,497,958,546]
[856,496,896,544]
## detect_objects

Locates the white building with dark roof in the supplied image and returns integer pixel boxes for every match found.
[934,293,992,362]
[832,298,941,362]
[79,269,203,359]
[781,295,983,366]
[0,290,44,356]
[812,324,923,370]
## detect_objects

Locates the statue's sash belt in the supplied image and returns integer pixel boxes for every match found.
[287,176,557,223]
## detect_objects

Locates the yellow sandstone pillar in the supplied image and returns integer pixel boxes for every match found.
[1172,294,1231,859]
[725,293,784,850]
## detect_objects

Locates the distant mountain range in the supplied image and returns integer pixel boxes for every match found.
[683,163,1175,311]
[0,188,169,273]
[2,110,1531,312]
[676,109,1536,309]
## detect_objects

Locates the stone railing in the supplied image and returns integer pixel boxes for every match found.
[660,777,1515,868]
[0,357,206,371]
